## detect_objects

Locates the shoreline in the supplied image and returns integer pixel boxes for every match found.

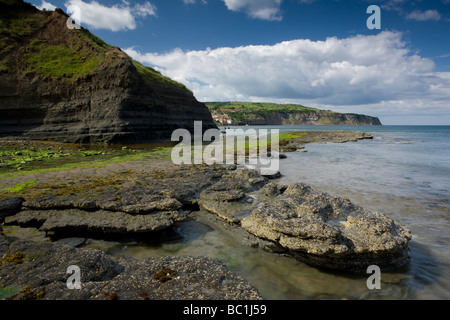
[0,130,411,300]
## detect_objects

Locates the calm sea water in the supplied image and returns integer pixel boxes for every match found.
[86,125,450,300]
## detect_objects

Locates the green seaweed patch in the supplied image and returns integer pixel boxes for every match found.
[0,180,36,194]
[30,175,123,199]
[278,132,308,141]
[7,286,46,300]
[0,286,20,300]
[0,142,173,179]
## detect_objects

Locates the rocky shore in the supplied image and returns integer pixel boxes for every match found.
[279,130,374,152]
[0,132,412,300]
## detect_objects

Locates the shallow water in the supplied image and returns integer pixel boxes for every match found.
[86,125,450,300]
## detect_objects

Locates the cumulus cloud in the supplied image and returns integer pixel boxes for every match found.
[222,0,283,21]
[64,0,156,32]
[406,9,442,21]
[125,31,450,123]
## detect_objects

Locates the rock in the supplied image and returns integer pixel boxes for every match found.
[0,2,217,144]
[241,183,412,273]
[198,168,268,223]
[56,237,87,248]
[0,196,24,221]
[266,152,287,159]
[279,144,299,153]
[258,183,281,199]
[199,187,254,223]
[5,208,185,236]
[260,170,281,179]
[232,169,269,192]
[0,238,262,300]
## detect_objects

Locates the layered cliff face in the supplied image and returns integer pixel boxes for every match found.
[225,111,381,126]
[266,111,382,126]
[0,0,216,144]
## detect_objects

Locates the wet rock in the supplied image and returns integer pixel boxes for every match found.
[261,170,281,179]
[266,152,287,159]
[56,237,87,248]
[199,188,254,223]
[0,238,262,300]
[198,168,268,223]
[258,183,281,198]
[241,183,412,273]
[0,196,25,221]
[121,195,182,214]
[232,168,269,192]
[5,208,186,236]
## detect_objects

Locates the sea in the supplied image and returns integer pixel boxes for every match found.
[86,125,450,300]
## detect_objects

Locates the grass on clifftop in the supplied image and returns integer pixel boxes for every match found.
[22,40,104,80]
[132,60,192,93]
[205,102,333,113]
[0,0,111,79]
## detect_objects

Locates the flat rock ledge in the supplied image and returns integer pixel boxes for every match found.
[4,189,187,237]
[0,237,262,300]
[1,164,412,279]
[198,170,412,273]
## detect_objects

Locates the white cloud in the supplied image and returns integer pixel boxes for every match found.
[182,0,207,4]
[406,9,442,21]
[36,0,57,11]
[222,0,283,21]
[124,31,450,123]
[64,0,156,32]
[133,2,157,18]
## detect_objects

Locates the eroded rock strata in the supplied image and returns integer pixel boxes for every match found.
[0,1,216,144]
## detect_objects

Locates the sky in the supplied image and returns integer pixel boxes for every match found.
[29,0,450,125]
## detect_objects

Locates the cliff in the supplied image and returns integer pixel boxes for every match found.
[0,0,216,144]
[207,102,382,126]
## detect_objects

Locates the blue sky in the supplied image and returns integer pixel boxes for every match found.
[30,0,450,124]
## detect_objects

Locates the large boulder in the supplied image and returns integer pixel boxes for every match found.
[241,183,412,272]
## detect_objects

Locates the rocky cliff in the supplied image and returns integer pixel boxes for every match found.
[207,102,382,126]
[0,0,216,144]
[237,111,381,126]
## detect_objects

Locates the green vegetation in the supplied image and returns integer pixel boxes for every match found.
[0,180,37,193]
[0,286,20,300]
[206,101,322,113]
[0,56,11,73]
[22,40,104,80]
[132,60,192,93]
[0,0,50,59]
[0,12,46,39]
[0,140,174,180]
[278,132,308,141]
[1,144,77,168]
[0,0,110,80]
